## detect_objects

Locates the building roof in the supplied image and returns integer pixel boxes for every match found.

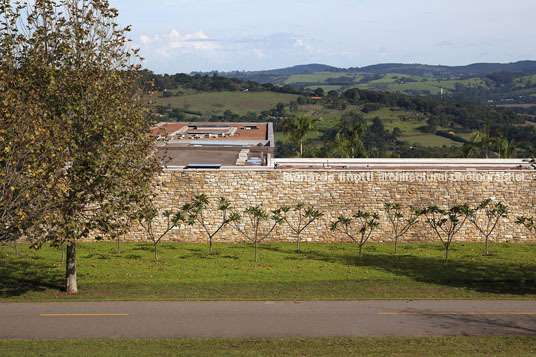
[154,122,274,168]
[153,122,271,143]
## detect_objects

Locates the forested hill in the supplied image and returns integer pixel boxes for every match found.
[350,61,536,77]
[194,61,536,79]
[191,61,536,86]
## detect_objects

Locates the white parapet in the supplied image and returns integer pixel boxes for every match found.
[270,158,533,170]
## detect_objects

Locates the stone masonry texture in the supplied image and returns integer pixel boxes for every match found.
[124,169,536,244]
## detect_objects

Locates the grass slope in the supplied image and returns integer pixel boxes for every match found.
[1,337,535,356]
[154,91,299,116]
[1,242,535,301]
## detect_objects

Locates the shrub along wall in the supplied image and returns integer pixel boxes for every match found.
[125,169,536,243]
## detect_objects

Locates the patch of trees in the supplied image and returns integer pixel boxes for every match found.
[486,71,524,85]
[145,71,307,95]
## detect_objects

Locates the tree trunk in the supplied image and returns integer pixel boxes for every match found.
[154,243,158,262]
[209,238,213,254]
[65,242,78,294]
[300,140,303,157]
[254,240,258,262]
[13,240,19,256]
[117,237,121,255]
[485,236,489,256]
[61,241,64,262]
[445,245,449,263]
[358,244,362,260]
[394,237,398,254]
[296,235,300,253]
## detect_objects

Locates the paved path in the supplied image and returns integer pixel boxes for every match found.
[1,300,536,339]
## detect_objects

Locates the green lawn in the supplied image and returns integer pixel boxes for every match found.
[153,91,300,116]
[1,337,535,356]
[1,242,535,301]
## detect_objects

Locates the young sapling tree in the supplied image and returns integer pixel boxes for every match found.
[384,203,419,253]
[420,204,472,262]
[277,202,323,253]
[469,199,508,255]
[138,203,190,262]
[183,194,240,254]
[233,206,283,262]
[330,210,380,260]
[516,216,536,239]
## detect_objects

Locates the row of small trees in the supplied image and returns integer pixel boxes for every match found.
[137,195,536,263]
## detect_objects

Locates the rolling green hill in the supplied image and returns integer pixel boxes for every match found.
[154,91,299,117]
[202,61,536,105]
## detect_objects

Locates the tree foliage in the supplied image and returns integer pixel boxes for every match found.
[183,194,239,254]
[330,210,380,259]
[384,203,419,253]
[419,204,472,262]
[282,114,320,157]
[137,201,189,262]
[1,0,161,293]
[469,199,508,255]
[233,206,283,262]
[276,202,323,253]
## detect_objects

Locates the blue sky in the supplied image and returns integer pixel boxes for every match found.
[109,0,536,74]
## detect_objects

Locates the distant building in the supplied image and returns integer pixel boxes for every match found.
[152,122,274,168]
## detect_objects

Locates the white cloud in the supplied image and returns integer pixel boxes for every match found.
[253,49,264,58]
[138,29,220,57]
[293,39,314,53]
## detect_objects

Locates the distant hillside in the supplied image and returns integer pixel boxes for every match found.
[193,64,343,86]
[202,60,536,85]
[352,61,536,77]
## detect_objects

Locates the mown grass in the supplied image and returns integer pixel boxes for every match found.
[1,337,535,356]
[153,91,299,116]
[1,242,535,301]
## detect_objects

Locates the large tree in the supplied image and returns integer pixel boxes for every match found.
[1,0,161,293]
[333,112,367,158]
[282,114,320,157]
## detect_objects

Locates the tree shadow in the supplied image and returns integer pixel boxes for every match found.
[0,258,63,297]
[263,244,536,296]
[397,309,536,335]
[82,253,110,260]
[131,246,154,252]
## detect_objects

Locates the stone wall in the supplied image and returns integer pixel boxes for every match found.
[126,169,536,244]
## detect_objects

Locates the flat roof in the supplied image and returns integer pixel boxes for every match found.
[159,146,243,167]
[154,122,269,142]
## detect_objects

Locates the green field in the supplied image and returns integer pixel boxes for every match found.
[285,72,360,85]
[401,134,463,147]
[1,337,535,356]
[2,242,535,301]
[274,104,463,149]
[154,91,300,116]
[282,72,492,95]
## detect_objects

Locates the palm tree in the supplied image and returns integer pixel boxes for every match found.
[472,124,492,158]
[282,114,320,157]
[493,132,517,158]
[334,114,367,158]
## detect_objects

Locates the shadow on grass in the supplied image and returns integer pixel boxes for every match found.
[0,258,63,297]
[82,253,110,260]
[264,245,536,296]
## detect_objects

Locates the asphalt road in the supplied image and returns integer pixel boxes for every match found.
[1,300,535,339]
